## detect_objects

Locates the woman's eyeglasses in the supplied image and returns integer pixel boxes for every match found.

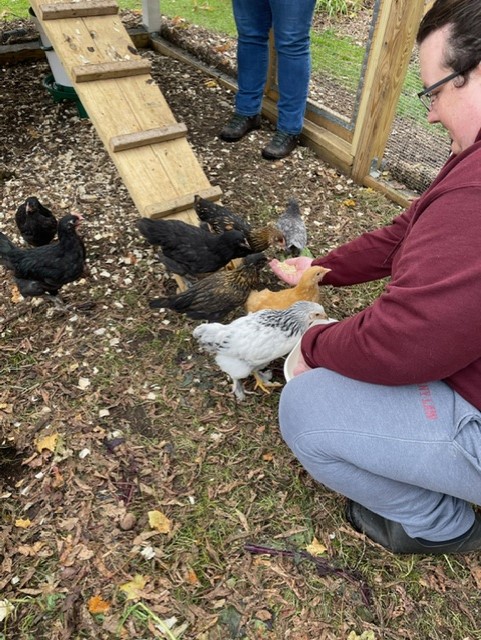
[417,70,463,111]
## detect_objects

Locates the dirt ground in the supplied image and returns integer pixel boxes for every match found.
[1,11,480,640]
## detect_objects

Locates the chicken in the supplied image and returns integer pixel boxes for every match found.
[275,198,307,256]
[135,217,251,278]
[245,265,331,313]
[193,300,326,400]
[15,196,58,246]
[194,195,285,253]
[0,213,86,308]
[149,252,267,322]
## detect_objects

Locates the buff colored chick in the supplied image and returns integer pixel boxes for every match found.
[245,265,331,313]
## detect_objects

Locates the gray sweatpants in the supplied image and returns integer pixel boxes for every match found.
[279,368,481,541]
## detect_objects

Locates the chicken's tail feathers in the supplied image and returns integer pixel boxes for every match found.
[149,297,168,309]
[0,232,16,269]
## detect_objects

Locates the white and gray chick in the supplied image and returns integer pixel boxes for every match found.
[193,300,326,401]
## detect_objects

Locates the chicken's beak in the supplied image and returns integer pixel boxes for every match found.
[317,267,331,282]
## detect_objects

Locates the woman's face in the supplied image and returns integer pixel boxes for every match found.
[419,25,481,155]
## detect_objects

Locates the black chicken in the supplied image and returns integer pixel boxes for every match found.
[135,217,251,278]
[194,195,285,253]
[149,252,267,322]
[15,196,58,246]
[0,213,87,308]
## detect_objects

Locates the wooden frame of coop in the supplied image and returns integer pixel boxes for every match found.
[153,0,429,207]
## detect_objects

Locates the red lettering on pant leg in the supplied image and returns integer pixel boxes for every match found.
[418,384,438,420]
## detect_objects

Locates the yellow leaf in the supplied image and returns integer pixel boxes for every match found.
[119,574,147,601]
[15,518,32,529]
[10,285,22,303]
[148,510,172,534]
[262,452,274,461]
[0,403,13,413]
[88,595,110,614]
[342,198,356,207]
[36,433,59,453]
[306,537,327,556]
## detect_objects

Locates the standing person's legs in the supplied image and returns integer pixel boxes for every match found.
[271,0,316,134]
[279,368,481,546]
[233,0,272,116]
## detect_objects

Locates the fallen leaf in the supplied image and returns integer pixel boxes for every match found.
[470,565,481,589]
[88,595,110,614]
[119,574,148,601]
[10,285,22,303]
[148,510,172,534]
[15,518,32,529]
[185,569,199,585]
[36,433,59,453]
[78,377,91,390]
[306,537,327,556]
[0,599,14,623]
[347,632,376,640]
[343,198,357,207]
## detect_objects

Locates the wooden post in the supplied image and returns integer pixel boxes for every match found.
[142,0,161,33]
[350,0,425,182]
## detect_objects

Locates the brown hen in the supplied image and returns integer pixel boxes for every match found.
[194,195,285,253]
[149,252,267,322]
[245,265,331,313]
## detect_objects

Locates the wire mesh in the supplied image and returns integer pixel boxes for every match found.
[305,0,451,196]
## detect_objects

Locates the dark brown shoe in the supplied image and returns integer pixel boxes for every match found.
[219,114,261,142]
[346,500,481,554]
[261,130,299,160]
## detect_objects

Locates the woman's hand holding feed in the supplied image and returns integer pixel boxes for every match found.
[269,256,314,286]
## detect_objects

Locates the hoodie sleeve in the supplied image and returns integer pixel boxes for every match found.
[301,188,481,386]
[310,204,415,286]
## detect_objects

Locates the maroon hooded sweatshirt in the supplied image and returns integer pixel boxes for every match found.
[301,129,481,410]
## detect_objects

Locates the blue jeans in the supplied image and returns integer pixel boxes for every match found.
[279,368,481,541]
[232,0,316,135]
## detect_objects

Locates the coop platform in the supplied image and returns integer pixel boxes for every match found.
[28,0,222,223]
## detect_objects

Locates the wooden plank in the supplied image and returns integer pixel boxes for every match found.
[363,174,413,208]
[351,0,425,182]
[27,0,221,220]
[39,0,118,20]
[33,13,140,71]
[72,78,214,215]
[73,60,151,82]
[110,123,188,152]
[145,186,223,219]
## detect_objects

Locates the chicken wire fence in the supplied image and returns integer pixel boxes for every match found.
[306,0,451,195]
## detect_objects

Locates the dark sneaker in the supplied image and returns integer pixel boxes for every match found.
[346,500,481,554]
[261,130,299,160]
[219,114,261,142]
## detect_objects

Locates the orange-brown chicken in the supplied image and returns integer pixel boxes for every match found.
[245,265,331,313]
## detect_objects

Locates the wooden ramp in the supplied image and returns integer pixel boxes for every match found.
[28,0,222,223]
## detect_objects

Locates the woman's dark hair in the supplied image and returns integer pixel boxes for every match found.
[417,0,481,74]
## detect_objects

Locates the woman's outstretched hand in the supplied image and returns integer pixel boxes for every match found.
[269,256,314,286]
